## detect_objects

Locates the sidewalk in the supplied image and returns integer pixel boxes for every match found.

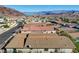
[0,28,6,35]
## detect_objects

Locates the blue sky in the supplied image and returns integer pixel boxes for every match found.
[5,5,79,12]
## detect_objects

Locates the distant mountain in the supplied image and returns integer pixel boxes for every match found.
[24,10,79,15]
[0,6,26,17]
[23,12,47,16]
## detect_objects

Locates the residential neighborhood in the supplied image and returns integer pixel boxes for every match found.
[0,5,79,53]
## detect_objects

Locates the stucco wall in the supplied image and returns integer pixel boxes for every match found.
[57,49,73,53]
[7,49,13,53]
[17,49,31,53]
[6,48,73,53]
[0,49,4,53]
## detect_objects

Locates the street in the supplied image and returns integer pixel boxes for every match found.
[0,24,20,48]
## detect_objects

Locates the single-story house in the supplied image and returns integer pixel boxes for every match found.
[21,22,56,33]
[4,33,75,53]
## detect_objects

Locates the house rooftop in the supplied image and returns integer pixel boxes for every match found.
[5,33,26,49]
[22,22,54,31]
[25,22,52,27]
[5,33,75,49]
[69,32,79,38]
[25,33,75,49]
[60,27,77,33]
[22,26,53,31]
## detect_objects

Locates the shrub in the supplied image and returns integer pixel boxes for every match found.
[3,24,9,28]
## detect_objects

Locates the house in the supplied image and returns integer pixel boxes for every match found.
[25,33,75,53]
[69,32,79,39]
[48,20,58,25]
[4,33,75,53]
[60,27,77,33]
[67,23,77,28]
[4,33,26,53]
[21,22,56,33]
[60,23,78,28]
[0,17,5,24]
[74,25,79,29]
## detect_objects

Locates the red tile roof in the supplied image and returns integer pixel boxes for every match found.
[22,23,53,31]
[22,26,53,31]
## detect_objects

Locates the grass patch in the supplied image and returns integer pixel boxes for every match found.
[74,42,79,52]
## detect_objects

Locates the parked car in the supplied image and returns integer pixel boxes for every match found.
[73,25,79,29]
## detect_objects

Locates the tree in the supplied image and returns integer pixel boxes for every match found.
[71,21,77,23]
[59,17,63,20]
[63,18,69,23]
[4,17,8,24]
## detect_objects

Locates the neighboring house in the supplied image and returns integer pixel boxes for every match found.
[74,25,79,29]
[4,33,26,53]
[69,32,79,38]
[60,23,76,28]
[3,33,75,53]
[48,20,58,25]
[21,22,56,34]
[67,23,77,28]
[60,27,77,33]
[6,16,17,24]
[0,18,4,24]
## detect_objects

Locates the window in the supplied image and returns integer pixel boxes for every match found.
[44,48,48,51]
[13,48,17,53]
[55,48,60,53]
[55,48,58,52]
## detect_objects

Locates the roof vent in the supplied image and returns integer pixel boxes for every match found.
[26,45,31,48]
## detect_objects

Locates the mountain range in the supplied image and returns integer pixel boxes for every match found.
[24,10,79,15]
[0,6,26,17]
[0,6,79,17]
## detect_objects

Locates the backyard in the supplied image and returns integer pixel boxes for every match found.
[57,30,79,52]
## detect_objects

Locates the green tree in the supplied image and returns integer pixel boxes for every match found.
[63,18,69,23]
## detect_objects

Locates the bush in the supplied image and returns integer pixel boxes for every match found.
[71,21,77,23]
[3,24,9,28]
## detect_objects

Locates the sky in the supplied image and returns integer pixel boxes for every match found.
[4,5,79,12]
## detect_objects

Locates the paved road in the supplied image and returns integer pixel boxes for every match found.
[0,24,20,45]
